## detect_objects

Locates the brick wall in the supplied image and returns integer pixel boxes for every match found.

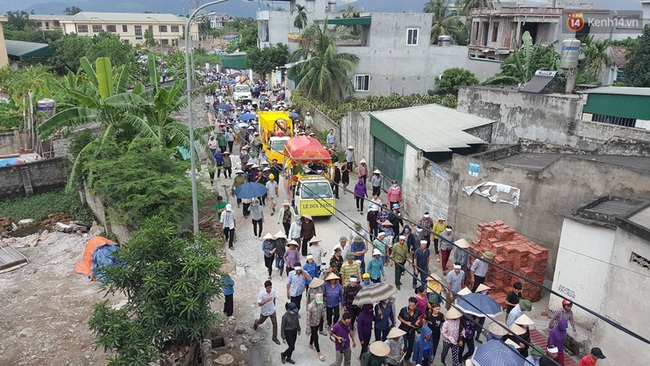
[0,158,68,200]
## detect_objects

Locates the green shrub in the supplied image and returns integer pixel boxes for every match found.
[69,129,96,159]
[0,189,95,223]
[83,138,207,228]
[89,217,225,365]
[430,68,479,96]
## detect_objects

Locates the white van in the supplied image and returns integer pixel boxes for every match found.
[233,84,252,101]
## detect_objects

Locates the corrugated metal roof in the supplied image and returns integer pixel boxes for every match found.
[5,40,52,58]
[67,12,186,24]
[581,86,650,97]
[370,104,493,153]
[26,15,73,21]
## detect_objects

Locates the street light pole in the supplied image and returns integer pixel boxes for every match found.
[185,0,229,236]
[146,16,162,50]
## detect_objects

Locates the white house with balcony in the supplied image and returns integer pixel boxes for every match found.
[59,12,200,46]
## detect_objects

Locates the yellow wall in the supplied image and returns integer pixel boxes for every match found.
[0,23,8,68]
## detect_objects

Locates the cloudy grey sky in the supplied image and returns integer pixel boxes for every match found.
[0,0,643,18]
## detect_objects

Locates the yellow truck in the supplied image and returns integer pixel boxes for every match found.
[295,175,334,218]
[258,111,293,166]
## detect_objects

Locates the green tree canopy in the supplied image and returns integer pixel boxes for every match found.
[82,138,201,226]
[290,23,359,105]
[246,43,289,77]
[64,6,82,15]
[293,4,307,32]
[143,28,158,47]
[50,33,133,74]
[89,216,224,365]
[624,24,650,87]
[4,11,36,31]
[432,68,479,95]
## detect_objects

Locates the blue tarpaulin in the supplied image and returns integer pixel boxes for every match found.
[91,243,122,284]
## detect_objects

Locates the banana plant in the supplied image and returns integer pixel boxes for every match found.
[37,57,150,189]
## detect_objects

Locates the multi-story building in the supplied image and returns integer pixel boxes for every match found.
[257,0,500,97]
[0,14,72,31]
[206,12,235,29]
[257,0,336,50]
[59,12,200,46]
[468,1,644,61]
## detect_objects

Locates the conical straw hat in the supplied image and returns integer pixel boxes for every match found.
[369,341,390,357]
[387,327,406,338]
[445,307,463,320]
[514,314,535,326]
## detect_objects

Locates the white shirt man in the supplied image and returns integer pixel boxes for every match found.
[253,281,280,344]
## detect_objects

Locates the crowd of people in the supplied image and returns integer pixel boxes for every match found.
[205,74,606,366]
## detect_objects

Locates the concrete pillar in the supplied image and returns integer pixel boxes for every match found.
[19,167,34,196]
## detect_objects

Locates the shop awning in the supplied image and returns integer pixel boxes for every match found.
[316,16,371,26]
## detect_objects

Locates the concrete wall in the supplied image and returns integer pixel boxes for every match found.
[402,145,452,221]
[449,154,650,278]
[340,111,372,167]
[79,183,132,243]
[344,44,500,97]
[259,0,335,52]
[0,158,67,200]
[574,119,650,145]
[0,130,24,155]
[304,106,340,140]
[457,87,593,147]
[550,219,615,325]
[457,87,650,150]
[591,226,650,366]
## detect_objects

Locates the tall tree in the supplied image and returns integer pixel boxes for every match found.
[290,23,359,104]
[5,11,36,31]
[425,0,469,45]
[50,33,132,75]
[246,43,289,80]
[143,28,158,47]
[462,0,500,11]
[577,36,612,84]
[293,4,308,33]
[624,24,650,87]
[64,6,82,15]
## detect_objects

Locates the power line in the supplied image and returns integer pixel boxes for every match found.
[296,180,561,365]
[314,174,650,346]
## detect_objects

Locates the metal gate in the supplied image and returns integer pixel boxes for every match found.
[373,137,403,190]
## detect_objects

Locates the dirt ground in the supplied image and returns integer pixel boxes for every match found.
[0,231,123,366]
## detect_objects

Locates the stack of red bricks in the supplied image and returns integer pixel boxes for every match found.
[469,220,548,305]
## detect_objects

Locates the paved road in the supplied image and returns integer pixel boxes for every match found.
[207,155,461,365]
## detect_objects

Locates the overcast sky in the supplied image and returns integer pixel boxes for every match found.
[0,0,643,18]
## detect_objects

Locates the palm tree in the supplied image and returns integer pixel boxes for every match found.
[578,36,613,83]
[290,23,359,105]
[293,4,308,33]
[425,0,469,45]
[462,0,500,11]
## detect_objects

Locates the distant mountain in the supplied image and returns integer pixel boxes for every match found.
[0,0,641,18]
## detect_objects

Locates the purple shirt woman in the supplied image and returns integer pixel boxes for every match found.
[357,303,374,356]
[354,178,368,214]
